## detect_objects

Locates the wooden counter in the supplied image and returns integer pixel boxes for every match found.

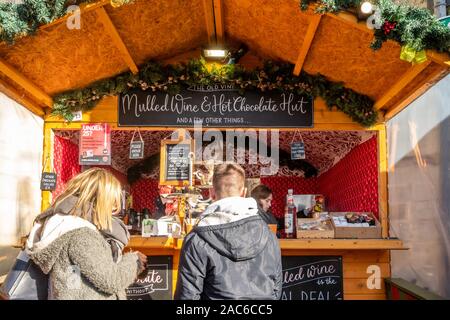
[125,236,406,300]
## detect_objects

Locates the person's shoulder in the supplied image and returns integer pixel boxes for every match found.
[181,229,208,251]
[67,227,104,246]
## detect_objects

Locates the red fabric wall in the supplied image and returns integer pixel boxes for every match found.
[130,179,160,212]
[260,177,318,218]
[317,136,379,218]
[53,136,81,198]
[52,134,378,219]
[52,136,128,199]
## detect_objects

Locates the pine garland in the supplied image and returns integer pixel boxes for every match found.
[301,0,450,54]
[0,0,133,43]
[52,58,378,127]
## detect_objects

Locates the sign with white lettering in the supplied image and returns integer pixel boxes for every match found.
[40,172,57,191]
[126,255,172,300]
[160,139,194,186]
[291,142,306,160]
[118,86,314,128]
[129,141,144,159]
[281,256,343,300]
[79,123,111,165]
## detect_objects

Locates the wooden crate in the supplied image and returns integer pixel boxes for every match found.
[330,212,382,239]
[297,218,334,239]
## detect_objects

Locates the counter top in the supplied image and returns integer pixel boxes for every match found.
[127,236,406,251]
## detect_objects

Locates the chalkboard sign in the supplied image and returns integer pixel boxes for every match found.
[118,86,314,128]
[160,139,194,185]
[126,255,173,300]
[291,142,305,160]
[129,141,144,159]
[281,256,343,300]
[40,172,57,191]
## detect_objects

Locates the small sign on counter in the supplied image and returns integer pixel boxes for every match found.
[126,255,173,300]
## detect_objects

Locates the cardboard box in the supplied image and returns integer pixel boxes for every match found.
[297,218,334,239]
[330,212,381,239]
[292,194,325,218]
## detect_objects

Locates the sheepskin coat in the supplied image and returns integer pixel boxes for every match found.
[26,198,139,300]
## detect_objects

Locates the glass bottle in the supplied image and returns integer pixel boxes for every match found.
[284,189,297,239]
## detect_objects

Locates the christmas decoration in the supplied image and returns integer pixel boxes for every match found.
[0,0,133,43]
[399,44,427,64]
[301,0,450,55]
[51,58,378,127]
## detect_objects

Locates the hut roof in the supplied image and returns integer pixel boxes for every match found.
[0,0,448,120]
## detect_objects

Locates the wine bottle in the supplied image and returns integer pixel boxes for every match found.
[284,189,297,239]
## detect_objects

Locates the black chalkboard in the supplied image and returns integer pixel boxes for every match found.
[118,86,314,128]
[165,144,190,181]
[126,255,173,300]
[40,172,57,191]
[281,256,343,300]
[129,141,144,159]
[291,142,305,160]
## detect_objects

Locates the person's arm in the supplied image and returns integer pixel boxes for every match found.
[68,228,140,295]
[271,235,283,300]
[174,234,207,300]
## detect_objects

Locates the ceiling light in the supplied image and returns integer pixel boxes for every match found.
[203,49,228,59]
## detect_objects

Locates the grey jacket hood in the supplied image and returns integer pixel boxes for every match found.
[25,195,130,271]
[195,197,270,261]
[26,198,98,274]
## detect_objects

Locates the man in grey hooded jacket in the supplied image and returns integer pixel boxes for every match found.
[175,163,282,300]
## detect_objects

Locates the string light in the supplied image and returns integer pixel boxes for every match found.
[360,1,373,14]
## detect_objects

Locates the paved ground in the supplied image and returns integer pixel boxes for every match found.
[0,246,21,280]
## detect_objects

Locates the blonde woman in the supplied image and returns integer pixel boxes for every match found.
[26,168,147,300]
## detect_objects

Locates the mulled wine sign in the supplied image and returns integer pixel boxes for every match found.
[126,255,173,300]
[118,86,314,128]
[281,256,343,300]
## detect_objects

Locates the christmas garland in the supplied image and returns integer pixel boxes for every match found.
[52,58,378,127]
[301,0,450,54]
[0,0,132,43]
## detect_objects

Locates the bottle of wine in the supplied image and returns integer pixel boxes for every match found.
[284,189,297,239]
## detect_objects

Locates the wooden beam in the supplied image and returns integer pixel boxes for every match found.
[384,67,447,120]
[293,14,322,76]
[202,0,216,45]
[279,239,406,250]
[326,11,373,34]
[0,78,45,116]
[0,59,53,107]
[213,0,225,45]
[96,7,138,74]
[426,50,450,68]
[40,0,110,31]
[374,60,432,111]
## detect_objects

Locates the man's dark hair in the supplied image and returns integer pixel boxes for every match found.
[251,185,272,201]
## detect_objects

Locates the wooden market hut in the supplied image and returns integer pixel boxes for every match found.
[0,0,449,300]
